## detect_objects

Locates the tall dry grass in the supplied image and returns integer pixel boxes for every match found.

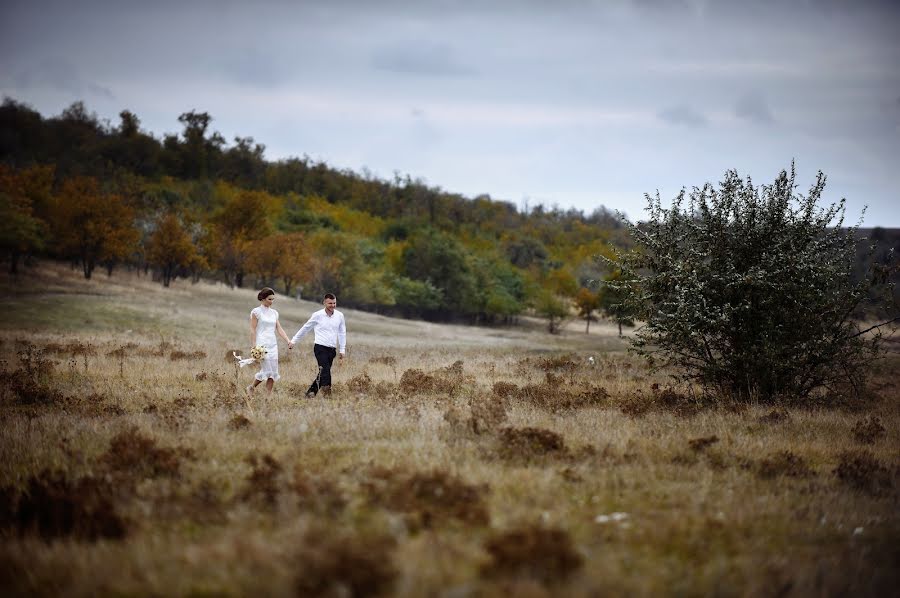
[0,262,897,597]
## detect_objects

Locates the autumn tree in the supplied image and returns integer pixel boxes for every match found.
[211,186,275,287]
[53,176,138,279]
[146,212,197,286]
[0,165,53,273]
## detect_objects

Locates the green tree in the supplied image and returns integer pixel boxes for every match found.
[535,290,569,334]
[598,270,634,337]
[0,165,52,273]
[574,287,600,333]
[609,165,897,401]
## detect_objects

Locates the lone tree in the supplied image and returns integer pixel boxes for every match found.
[609,165,896,402]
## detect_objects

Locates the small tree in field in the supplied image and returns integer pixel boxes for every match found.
[609,165,896,402]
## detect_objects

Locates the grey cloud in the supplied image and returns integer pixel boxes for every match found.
[371,41,475,77]
[658,104,707,127]
[11,58,113,99]
[220,48,289,88]
[735,92,775,124]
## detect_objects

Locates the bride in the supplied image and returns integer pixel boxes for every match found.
[246,287,293,395]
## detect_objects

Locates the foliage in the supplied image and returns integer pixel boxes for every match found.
[0,97,636,322]
[146,212,197,287]
[53,176,139,279]
[609,165,896,401]
[0,164,52,273]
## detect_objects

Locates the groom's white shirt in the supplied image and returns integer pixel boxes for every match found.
[291,308,346,353]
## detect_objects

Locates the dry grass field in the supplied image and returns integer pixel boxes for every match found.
[1,262,898,597]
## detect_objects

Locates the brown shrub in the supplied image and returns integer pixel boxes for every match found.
[100,426,191,479]
[368,355,397,366]
[348,372,374,393]
[399,368,457,395]
[169,349,206,361]
[833,451,894,496]
[514,381,608,412]
[292,465,346,516]
[481,525,583,583]
[469,395,507,434]
[852,416,886,444]
[364,466,490,528]
[240,453,283,508]
[439,359,465,376]
[295,526,397,597]
[688,435,720,452]
[757,451,813,479]
[497,427,568,461]
[758,408,791,424]
[537,354,580,372]
[620,394,653,418]
[0,470,128,541]
[492,381,519,399]
[228,414,252,430]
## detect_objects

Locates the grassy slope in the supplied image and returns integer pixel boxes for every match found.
[0,262,897,597]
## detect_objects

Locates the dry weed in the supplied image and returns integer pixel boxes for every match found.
[495,427,569,462]
[364,466,490,528]
[294,526,397,598]
[756,451,814,479]
[292,465,346,516]
[348,372,374,393]
[851,416,886,444]
[688,435,720,452]
[0,470,128,541]
[399,368,457,395]
[228,414,252,430]
[239,453,283,509]
[469,394,508,434]
[481,525,583,584]
[833,450,895,496]
[758,408,791,424]
[100,426,193,480]
[169,349,206,361]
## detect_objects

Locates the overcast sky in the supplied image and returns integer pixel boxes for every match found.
[2,0,899,225]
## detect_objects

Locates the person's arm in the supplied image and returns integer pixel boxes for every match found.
[275,319,292,348]
[249,312,258,347]
[290,313,318,346]
[337,313,347,358]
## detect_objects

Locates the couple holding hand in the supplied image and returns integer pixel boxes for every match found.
[247,288,346,398]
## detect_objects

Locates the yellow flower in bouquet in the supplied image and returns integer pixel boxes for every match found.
[249,345,267,360]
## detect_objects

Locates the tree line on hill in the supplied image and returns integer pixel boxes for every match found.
[0,98,632,330]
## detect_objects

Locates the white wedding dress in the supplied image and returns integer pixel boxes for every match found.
[250,306,280,382]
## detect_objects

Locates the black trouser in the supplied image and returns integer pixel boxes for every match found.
[308,343,337,395]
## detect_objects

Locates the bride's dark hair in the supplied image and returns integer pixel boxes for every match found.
[257,287,275,301]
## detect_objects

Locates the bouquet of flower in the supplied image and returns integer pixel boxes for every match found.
[233,345,267,368]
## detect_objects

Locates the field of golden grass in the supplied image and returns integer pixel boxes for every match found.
[1,262,897,597]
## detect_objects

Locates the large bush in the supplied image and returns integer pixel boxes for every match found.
[609,166,895,401]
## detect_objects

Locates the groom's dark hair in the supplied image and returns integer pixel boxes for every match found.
[324,293,336,301]
[257,287,275,301]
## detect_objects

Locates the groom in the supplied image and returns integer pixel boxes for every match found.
[289,293,347,398]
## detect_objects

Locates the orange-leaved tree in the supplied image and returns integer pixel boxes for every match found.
[210,185,276,287]
[53,176,139,279]
[146,212,198,287]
